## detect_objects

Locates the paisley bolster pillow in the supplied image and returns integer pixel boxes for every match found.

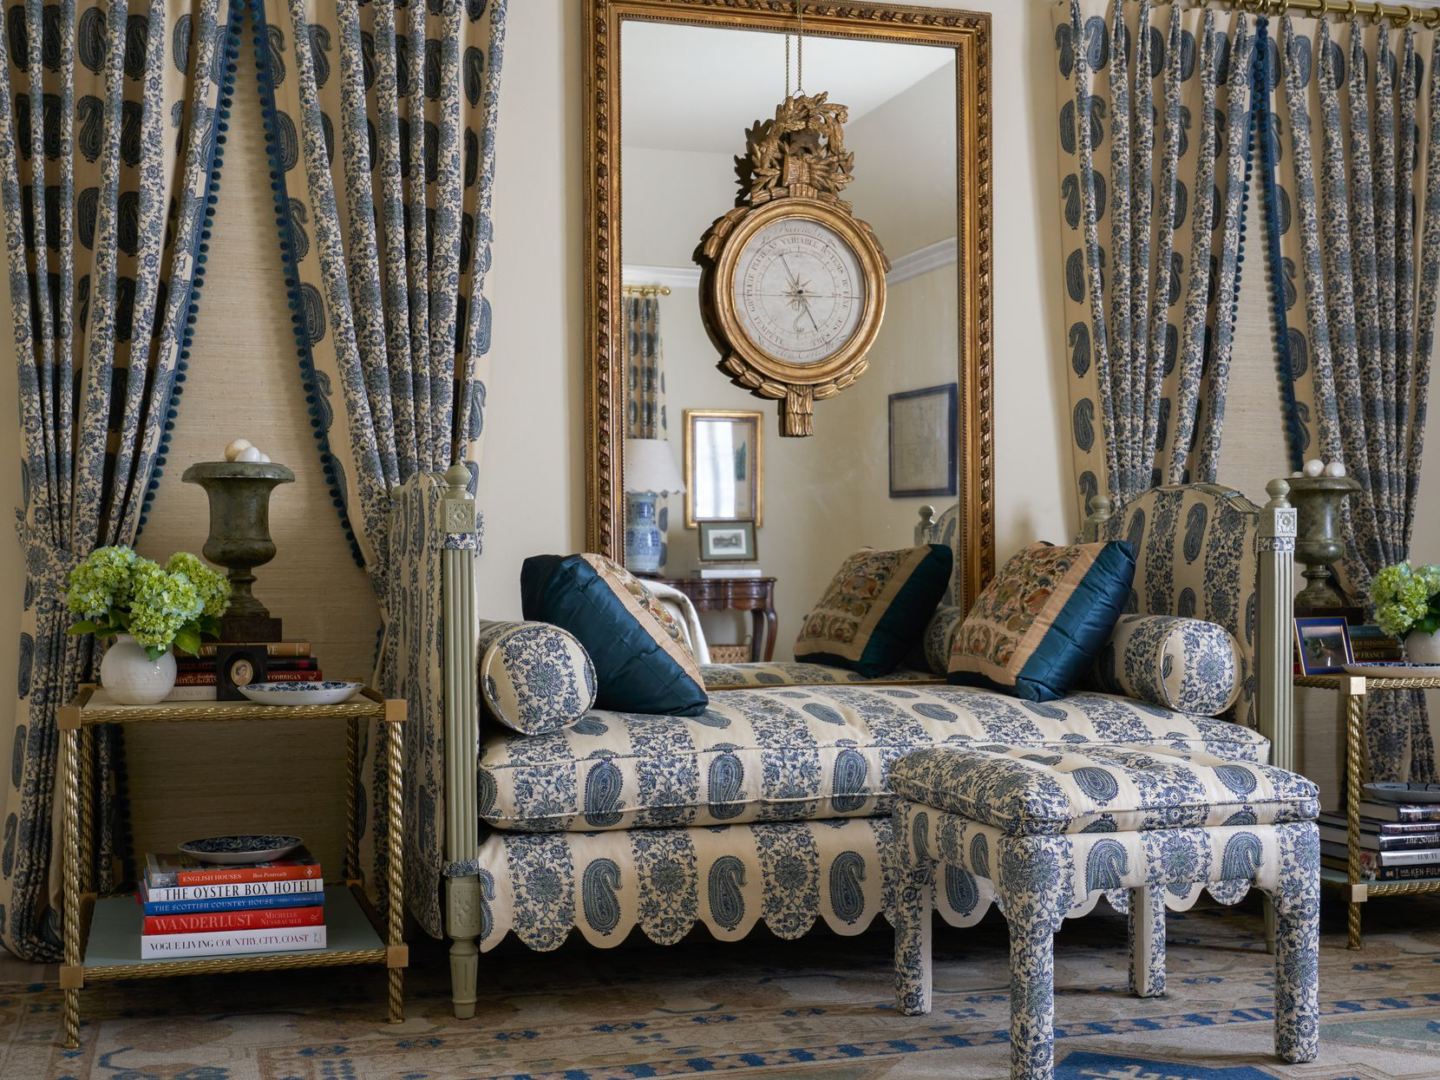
[947,540,1135,702]
[476,620,597,735]
[1089,614,1243,717]
[921,605,965,676]
[521,553,709,717]
[793,544,954,677]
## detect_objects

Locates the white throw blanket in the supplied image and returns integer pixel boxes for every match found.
[645,580,711,665]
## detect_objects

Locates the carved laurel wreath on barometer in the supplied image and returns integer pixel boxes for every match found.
[696,92,889,437]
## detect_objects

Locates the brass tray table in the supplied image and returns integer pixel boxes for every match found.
[57,684,407,1048]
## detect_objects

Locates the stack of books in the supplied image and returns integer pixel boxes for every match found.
[165,640,321,702]
[139,849,326,958]
[1348,624,1405,664]
[1319,804,1440,881]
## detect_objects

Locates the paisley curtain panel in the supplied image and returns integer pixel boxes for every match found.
[1273,11,1438,782]
[0,0,231,960]
[252,0,508,931]
[625,294,667,440]
[1054,0,1257,516]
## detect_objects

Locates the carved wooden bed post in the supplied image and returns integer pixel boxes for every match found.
[1081,492,1112,543]
[1258,479,1297,771]
[441,462,481,1018]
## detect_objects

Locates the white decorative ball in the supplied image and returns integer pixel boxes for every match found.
[1291,470,1304,478]
[236,446,263,463]
[257,452,271,463]
[1324,461,1347,478]
[224,438,253,461]
[1303,459,1325,477]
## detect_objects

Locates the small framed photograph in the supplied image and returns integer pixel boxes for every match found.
[1295,616,1354,675]
[889,383,958,499]
[699,519,758,562]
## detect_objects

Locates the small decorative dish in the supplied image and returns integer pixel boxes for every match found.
[178,834,304,865]
[1343,662,1440,679]
[1364,782,1440,805]
[238,681,363,706]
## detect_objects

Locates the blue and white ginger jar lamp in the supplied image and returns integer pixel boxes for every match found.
[624,438,685,575]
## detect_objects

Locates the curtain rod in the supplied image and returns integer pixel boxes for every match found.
[1219,0,1440,27]
[622,284,672,297]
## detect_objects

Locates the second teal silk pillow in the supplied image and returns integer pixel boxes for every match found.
[946,540,1135,702]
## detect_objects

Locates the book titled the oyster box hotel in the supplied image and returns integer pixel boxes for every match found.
[139,849,327,959]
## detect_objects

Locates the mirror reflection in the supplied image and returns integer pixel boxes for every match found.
[621,18,961,662]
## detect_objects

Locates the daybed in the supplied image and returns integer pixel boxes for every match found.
[366,465,1297,1018]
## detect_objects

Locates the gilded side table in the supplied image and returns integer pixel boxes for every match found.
[57,685,408,1048]
[1296,671,1440,949]
[662,576,778,661]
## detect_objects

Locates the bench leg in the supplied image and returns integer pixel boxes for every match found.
[1006,908,1056,1080]
[1126,885,1166,998]
[447,874,481,1020]
[1271,824,1321,1064]
[893,851,935,1016]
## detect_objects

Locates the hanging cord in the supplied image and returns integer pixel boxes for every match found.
[784,1,805,97]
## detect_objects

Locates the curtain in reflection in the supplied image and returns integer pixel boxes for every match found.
[254,0,507,937]
[1053,0,1256,514]
[626,294,667,439]
[0,0,230,960]
[1274,11,1437,782]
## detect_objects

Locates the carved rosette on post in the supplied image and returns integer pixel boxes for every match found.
[696,92,889,437]
[182,461,296,641]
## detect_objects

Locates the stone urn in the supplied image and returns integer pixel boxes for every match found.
[1286,474,1362,614]
[182,460,295,641]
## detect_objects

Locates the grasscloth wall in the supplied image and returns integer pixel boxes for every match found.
[0,0,1432,907]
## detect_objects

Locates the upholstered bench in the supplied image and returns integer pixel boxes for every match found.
[888,745,1321,1080]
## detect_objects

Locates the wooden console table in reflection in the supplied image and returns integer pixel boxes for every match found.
[662,576,777,662]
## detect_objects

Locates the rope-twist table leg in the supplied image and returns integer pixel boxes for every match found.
[1345,688,1367,950]
[386,718,404,1023]
[62,729,81,1050]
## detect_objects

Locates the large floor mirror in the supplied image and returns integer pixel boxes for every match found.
[584,0,992,663]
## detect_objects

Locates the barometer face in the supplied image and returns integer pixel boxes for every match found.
[732,216,867,366]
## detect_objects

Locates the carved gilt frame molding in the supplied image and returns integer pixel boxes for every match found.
[582,0,995,607]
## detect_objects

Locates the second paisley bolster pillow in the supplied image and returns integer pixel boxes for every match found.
[521,553,709,717]
[477,620,597,735]
[947,540,1135,702]
[1088,614,1243,717]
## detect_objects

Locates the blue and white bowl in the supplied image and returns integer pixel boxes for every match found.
[179,834,304,865]
[1364,782,1440,805]
[238,680,363,706]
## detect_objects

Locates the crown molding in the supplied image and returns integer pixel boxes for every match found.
[622,263,702,290]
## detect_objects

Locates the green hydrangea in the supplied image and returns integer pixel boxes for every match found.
[66,546,139,619]
[165,552,230,619]
[1374,562,1439,638]
[126,560,203,650]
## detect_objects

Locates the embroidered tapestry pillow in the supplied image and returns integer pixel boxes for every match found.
[947,540,1135,702]
[793,544,953,677]
[520,553,709,717]
[476,620,597,735]
[1088,614,1242,717]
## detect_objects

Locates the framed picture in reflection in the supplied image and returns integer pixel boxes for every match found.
[699,519,758,562]
[683,409,763,528]
[889,383,957,498]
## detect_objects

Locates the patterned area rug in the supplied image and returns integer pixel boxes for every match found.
[3,895,1439,1079]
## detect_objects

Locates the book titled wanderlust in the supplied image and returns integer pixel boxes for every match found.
[143,905,324,936]
[140,925,326,959]
[145,849,321,888]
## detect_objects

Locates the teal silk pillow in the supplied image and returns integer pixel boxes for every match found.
[793,544,954,677]
[947,540,1135,702]
[476,620,597,735]
[521,554,709,717]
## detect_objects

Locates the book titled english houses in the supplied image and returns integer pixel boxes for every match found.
[145,849,322,888]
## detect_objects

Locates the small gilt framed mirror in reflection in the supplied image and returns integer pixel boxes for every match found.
[683,409,764,530]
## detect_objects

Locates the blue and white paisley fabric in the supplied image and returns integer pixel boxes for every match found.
[700,662,939,689]
[476,619,596,735]
[921,605,964,677]
[253,0,506,594]
[1054,1,1257,515]
[917,504,963,607]
[1273,11,1437,783]
[1099,484,1262,728]
[625,294,666,439]
[1089,613,1242,716]
[0,0,231,961]
[888,744,1318,834]
[892,802,1321,1070]
[478,682,1271,834]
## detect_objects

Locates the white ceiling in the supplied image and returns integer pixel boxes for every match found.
[621,21,954,155]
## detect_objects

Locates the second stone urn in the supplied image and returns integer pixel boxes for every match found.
[1287,473,1362,614]
[182,460,295,641]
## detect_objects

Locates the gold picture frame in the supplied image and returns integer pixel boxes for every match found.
[583,0,995,610]
[683,409,764,529]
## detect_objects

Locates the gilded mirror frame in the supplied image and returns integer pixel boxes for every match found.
[583,0,995,608]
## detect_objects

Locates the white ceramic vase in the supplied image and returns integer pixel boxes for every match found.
[1406,629,1440,664]
[99,633,176,705]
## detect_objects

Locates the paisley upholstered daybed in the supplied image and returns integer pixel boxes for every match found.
[370,465,1298,1019]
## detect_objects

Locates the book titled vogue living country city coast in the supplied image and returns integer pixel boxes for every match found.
[140,925,327,960]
